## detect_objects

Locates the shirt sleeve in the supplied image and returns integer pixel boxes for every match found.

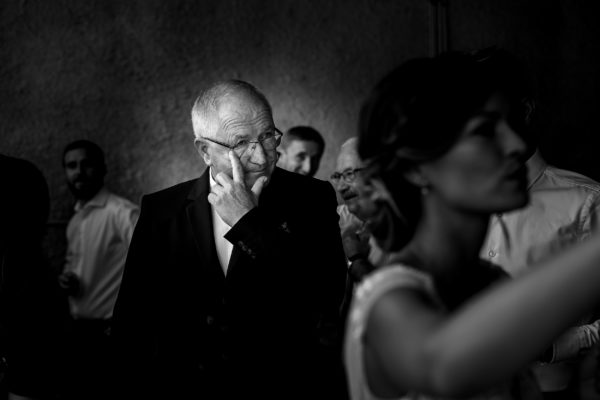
[552,319,600,362]
[118,201,140,244]
[586,191,600,233]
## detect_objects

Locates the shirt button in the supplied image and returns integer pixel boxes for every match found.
[488,250,496,258]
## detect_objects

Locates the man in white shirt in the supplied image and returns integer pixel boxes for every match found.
[477,47,600,400]
[59,139,139,400]
[482,150,600,399]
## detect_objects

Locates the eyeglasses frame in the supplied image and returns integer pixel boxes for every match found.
[330,168,365,183]
[200,128,283,157]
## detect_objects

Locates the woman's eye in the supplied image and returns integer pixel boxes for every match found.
[235,139,250,148]
[473,122,496,138]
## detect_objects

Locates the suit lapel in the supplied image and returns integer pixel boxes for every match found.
[185,170,225,281]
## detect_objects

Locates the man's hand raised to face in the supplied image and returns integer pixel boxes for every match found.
[208,151,267,227]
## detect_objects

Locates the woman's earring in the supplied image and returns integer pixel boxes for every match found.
[420,185,430,196]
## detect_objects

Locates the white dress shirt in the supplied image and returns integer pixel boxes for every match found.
[482,151,600,392]
[65,187,139,320]
[209,170,233,275]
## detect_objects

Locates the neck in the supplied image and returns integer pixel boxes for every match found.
[75,186,102,206]
[398,194,490,276]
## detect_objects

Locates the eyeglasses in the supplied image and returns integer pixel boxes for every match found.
[201,128,283,159]
[330,168,364,183]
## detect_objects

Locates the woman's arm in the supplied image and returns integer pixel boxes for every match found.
[366,233,600,397]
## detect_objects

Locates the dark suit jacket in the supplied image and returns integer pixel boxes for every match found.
[111,167,348,399]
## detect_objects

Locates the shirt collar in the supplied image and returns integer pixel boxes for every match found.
[75,186,109,212]
[525,150,547,190]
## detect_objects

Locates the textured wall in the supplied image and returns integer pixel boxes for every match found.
[0,0,429,226]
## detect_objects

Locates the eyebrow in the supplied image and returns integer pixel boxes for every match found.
[230,133,248,141]
[231,126,275,141]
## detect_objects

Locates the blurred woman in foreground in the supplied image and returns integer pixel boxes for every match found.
[344,52,600,400]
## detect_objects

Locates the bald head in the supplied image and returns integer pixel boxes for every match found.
[191,79,273,140]
[336,137,361,172]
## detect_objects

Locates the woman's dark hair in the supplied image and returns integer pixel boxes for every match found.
[358,51,502,251]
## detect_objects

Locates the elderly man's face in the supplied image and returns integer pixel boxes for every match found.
[198,92,278,188]
[333,148,363,212]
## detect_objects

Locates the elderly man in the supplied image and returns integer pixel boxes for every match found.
[332,138,387,322]
[111,80,348,400]
[332,138,382,281]
[276,125,325,177]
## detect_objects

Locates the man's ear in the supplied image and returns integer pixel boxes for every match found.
[276,149,285,166]
[194,138,212,166]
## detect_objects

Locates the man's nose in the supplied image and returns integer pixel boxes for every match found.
[335,178,349,194]
[246,141,268,167]
[69,164,81,177]
[501,120,528,159]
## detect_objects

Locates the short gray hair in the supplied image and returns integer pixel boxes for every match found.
[191,79,272,140]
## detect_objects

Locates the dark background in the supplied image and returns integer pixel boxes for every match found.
[1,0,600,261]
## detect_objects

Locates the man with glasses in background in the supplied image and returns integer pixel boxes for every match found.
[112,80,348,400]
[332,138,381,280]
[332,137,398,319]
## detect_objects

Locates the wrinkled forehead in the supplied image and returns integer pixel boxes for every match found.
[211,92,273,137]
